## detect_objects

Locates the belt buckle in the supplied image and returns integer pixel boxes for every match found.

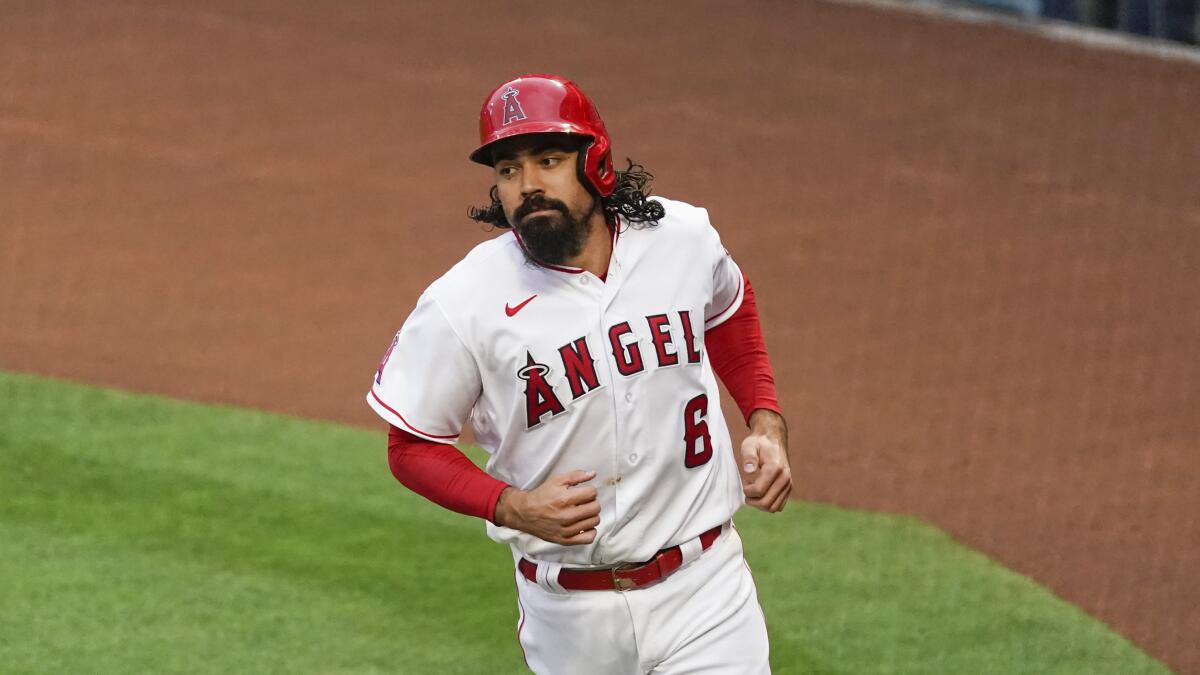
[610,564,638,592]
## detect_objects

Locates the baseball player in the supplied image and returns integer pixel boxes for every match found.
[367,74,791,674]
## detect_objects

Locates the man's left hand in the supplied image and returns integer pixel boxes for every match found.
[738,409,792,512]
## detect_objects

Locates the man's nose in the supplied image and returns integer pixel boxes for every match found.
[520,165,544,197]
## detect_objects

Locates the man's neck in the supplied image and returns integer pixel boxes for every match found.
[564,212,613,278]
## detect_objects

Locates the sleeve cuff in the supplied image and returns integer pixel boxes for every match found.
[705,270,746,329]
[367,388,460,444]
[484,482,510,524]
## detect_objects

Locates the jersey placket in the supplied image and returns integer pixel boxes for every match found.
[592,241,635,563]
[536,262,617,564]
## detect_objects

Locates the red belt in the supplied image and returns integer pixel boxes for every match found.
[518,524,724,592]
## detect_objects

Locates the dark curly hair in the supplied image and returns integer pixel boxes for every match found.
[468,159,665,230]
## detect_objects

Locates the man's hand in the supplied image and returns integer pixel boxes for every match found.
[493,470,601,545]
[739,409,792,512]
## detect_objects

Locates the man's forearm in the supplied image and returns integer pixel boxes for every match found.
[707,275,781,423]
[387,425,509,522]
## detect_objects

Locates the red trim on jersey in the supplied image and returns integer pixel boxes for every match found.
[387,425,509,522]
[707,269,745,326]
[515,590,531,670]
[370,389,459,440]
[706,276,782,423]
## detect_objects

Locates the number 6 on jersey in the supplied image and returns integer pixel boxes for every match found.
[683,393,714,467]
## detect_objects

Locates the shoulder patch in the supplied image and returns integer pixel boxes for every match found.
[375,331,400,385]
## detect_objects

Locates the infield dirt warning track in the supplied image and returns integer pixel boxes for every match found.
[1,2,1198,672]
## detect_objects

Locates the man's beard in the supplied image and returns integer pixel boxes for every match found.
[512,194,596,267]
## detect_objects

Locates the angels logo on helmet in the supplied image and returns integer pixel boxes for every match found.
[500,86,527,126]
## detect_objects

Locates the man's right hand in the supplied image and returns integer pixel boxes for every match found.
[493,470,601,545]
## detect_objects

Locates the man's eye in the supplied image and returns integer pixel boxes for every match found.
[542,156,561,166]
[498,166,516,177]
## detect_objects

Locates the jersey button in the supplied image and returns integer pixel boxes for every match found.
[628,453,638,464]
[624,392,633,403]
[580,276,589,285]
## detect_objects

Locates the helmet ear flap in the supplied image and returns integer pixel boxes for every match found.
[579,136,616,198]
[576,139,600,198]
[596,150,611,178]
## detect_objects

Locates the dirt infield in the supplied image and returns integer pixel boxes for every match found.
[2,1,1197,671]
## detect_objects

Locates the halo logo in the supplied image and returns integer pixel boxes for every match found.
[500,86,527,126]
[518,352,564,428]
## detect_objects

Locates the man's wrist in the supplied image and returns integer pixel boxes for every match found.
[493,486,523,528]
[748,408,787,441]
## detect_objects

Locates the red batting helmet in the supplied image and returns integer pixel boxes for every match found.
[469,74,616,198]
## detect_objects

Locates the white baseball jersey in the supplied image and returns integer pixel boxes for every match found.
[367,196,747,566]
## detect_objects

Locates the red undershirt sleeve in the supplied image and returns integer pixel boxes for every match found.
[705,275,782,424]
[387,425,510,523]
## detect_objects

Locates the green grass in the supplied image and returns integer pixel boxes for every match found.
[0,371,1170,674]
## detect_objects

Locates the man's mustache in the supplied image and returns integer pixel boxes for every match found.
[515,196,569,222]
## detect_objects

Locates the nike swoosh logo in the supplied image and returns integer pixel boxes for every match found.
[505,294,538,317]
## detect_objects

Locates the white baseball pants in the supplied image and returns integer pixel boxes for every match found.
[513,526,771,674]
